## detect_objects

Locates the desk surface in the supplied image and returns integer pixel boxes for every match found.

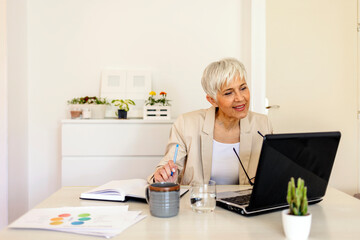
[1,186,360,239]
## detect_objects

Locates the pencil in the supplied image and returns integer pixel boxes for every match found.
[171,144,179,176]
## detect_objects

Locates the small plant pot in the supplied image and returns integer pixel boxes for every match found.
[70,110,82,119]
[117,110,127,119]
[89,105,106,119]
[282,210,312,240]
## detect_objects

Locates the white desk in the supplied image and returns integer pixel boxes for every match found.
[1,186,360,239]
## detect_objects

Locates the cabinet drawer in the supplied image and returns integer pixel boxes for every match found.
[62,121,172,156]
[62,156,161,186]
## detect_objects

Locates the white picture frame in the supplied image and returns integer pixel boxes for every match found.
[100,69,152,118]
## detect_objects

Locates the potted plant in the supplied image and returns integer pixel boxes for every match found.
[145,91,157,106]
[143,91,171,120]
[157,91,171,106]
[67,96,109,119]
[282,177,312,240]
[111,99,135,119]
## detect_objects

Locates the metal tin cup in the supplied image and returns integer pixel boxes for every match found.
[145,182,180,218]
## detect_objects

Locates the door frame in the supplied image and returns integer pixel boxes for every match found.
[250,0,267,115]
[0,0,9,228]
[357,0,360,193]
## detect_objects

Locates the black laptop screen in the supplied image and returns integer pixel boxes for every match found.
[247,132,341,211]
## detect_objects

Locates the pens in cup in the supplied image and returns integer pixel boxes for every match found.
[171,144,179,176]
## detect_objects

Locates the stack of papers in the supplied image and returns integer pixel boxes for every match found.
[9,206,146,238]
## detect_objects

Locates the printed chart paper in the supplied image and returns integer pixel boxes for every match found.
[9,206,146,238]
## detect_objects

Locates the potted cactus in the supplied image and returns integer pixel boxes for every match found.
[282,177,312,240]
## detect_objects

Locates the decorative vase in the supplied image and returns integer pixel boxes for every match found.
[282,209,312,240]
[118,110,127,119]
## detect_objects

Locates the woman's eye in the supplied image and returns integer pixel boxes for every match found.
[241,86,247,91]
[224,92,232,95]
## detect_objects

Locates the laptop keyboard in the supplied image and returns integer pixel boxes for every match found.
[222,194,251,206]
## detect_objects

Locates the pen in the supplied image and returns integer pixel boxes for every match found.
[171,144,179,176]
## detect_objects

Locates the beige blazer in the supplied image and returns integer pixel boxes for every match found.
[147,106,273,185]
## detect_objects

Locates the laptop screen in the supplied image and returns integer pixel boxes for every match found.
[247,131,341,212]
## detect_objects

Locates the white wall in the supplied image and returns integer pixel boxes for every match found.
[266,0,358,194]
[0,0,8,229]
[7,0,29,223]
[26,0,251,209]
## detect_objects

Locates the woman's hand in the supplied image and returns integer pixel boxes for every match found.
[154,160,178,183]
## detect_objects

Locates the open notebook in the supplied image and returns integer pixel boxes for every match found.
[80,179,189,202]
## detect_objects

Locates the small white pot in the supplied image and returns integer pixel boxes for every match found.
[282,209,312,240]
[88,104,106,119]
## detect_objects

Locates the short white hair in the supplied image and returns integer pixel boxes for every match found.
[201,58,247,100]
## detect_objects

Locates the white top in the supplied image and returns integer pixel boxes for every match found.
[210,140,240,185]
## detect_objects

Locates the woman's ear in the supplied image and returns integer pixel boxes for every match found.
[206,95,218,107]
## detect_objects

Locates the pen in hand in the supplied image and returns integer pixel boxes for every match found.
[171,144,179,176]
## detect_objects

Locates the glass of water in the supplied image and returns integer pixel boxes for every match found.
[190,180,216,213]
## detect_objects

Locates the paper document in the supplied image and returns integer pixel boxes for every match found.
[9,206,146,238]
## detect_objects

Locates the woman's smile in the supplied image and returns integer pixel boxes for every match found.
[233,104,246,111]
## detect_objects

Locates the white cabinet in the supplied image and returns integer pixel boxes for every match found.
[61,119,173,186]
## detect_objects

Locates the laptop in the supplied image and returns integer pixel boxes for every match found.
[216,131,341,216]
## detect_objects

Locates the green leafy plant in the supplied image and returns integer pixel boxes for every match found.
[67,98,81,104]
[67,96,109,105]
[145,91,171,106]
[111,99,135,112]
[157,91,171,106]
[145,91,157,106]
[286,177,308,216]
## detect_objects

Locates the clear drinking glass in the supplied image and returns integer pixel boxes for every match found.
[190,180,216,213]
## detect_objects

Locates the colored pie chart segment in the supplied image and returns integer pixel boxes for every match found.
[71,221,85,225]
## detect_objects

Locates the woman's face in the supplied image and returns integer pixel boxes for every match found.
[208,75,250,120]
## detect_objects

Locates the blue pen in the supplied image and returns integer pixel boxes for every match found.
[171,144,179,176]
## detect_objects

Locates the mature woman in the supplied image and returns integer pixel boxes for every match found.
[148,58,273,185]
